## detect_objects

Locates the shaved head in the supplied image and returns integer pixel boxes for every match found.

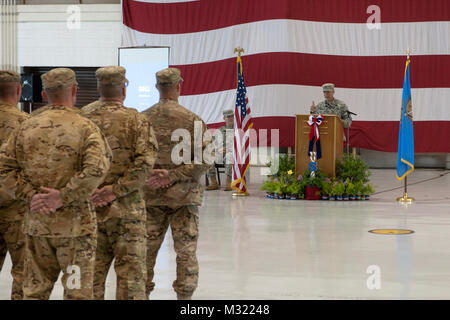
[0,82,20,100]
[42,85,77,107]
[98,83,125,99]
[44,86,72,101]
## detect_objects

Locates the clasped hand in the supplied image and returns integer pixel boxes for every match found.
[91,185,116,207]
[30,187,63,215]
[146,169,171,191]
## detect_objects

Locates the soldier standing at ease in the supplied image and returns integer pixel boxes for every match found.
[82,66,158,300]
[0,68,112,300]
[310,83,352,128]
[141,68,213,300]
[206,109,234,191]
[0,70,29,299]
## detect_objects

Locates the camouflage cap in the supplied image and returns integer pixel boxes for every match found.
[156,68,183,86]
[322,83,335,92]
[223,109,234,117]
[41,68,78,90]
[96,66,129,86]
[0,70,21,83]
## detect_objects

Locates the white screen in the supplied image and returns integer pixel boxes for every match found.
[119,47,169,112]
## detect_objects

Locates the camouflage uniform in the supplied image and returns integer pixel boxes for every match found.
[0,68,112,300]
[81,65,158,300]
[311,83,352,128]
[0,71,29,299]
[207,125,233,178]
[141,68,213,300]
[0,70,30,300]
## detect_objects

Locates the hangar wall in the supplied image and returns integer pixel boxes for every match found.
[13,4,450,169]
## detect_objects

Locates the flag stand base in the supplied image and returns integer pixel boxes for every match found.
[232,191,249,197]
[397,177,415,203]
[397,193,415,203]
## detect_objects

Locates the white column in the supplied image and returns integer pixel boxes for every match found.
[0,0,18,71]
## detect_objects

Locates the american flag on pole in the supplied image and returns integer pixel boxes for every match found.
[231,54,253,193]
[122,0,450,153]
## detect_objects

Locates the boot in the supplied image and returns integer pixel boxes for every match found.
[224,175,233,191]
[206,175,219,190]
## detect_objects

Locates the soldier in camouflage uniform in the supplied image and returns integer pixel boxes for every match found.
[0,70,30,299]
[0,68,112,300]
[206,109,234,191]
[81,66,158,300]
[141,68,213,300]
[310,83,352,128]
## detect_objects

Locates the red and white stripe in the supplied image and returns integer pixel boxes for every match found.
[122,0,450,152]
[233,95,252,193]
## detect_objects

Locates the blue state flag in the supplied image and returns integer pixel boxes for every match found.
[396,59,414,181]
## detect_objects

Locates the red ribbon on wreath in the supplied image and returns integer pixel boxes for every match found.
[307,114,324,159]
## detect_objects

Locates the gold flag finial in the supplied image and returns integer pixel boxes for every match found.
[234,47,244,57]
[407,48,411,60]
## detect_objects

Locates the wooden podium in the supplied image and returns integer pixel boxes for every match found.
[295,114,344,177]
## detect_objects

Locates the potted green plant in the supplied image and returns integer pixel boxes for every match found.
[346,180,356,200]
[286,181,304,200]
[303,170,325,200]
[328,180,339,201]
[286,182,296,200]
[262,154,296,199]
[354,181,364,200]
[261,179,277,198]
[363,183,375,200]
[336,155,371,184]
[341,179,349,201]
[335,182,345,200]
[273,180,285,199]
[321,178,332,200]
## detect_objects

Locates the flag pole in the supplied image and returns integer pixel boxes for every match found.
[397,176,415,203]
[232,46,250,197]
[397,48,415,203]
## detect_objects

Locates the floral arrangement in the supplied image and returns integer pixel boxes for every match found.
[261,154,375,201]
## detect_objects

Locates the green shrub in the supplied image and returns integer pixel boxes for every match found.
[260,180,277,193]
[266,154,295,180]
[363,183,375,195]
[286,181,305,198]
[274,180,288,194]
[334,182,345,196]
[336,155,371,184]
[302,169,326,188]
[354,181,364,196]
[321,179,333,196]
[345,180,355,196]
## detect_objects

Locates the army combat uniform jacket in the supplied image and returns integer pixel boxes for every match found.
[0,105,112,238]
[0,103,29,221]
[142,99,213,208]
[82,100,158,222]
[311,98,352,128]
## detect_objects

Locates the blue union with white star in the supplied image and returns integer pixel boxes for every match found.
[236,61,247,118]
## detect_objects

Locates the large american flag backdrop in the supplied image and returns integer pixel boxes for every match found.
[122,0,450,152]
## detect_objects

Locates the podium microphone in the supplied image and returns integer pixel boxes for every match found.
[344,110,356,156]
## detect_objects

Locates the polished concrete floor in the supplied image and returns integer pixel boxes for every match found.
[1,168,449,300]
